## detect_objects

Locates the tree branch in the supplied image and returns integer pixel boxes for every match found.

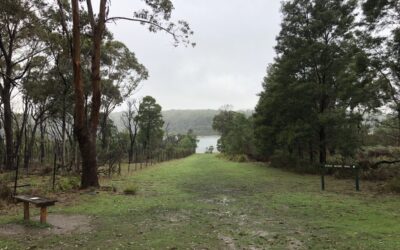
[105,16,177,41]
[371,159,400,169]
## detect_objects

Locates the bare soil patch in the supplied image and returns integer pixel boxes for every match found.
[0,214,92,236]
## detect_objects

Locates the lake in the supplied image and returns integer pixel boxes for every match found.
[196,135,220,154]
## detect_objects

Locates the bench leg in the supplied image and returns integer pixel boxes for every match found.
[40,207,47,224]
[23,202,30,221]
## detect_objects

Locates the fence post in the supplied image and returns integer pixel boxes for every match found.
[52,152,57,191]
[321,164,325,191]
[355,165,360,191]
[13,155,20,196]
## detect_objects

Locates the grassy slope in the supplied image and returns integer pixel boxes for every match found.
[1,154,399,249]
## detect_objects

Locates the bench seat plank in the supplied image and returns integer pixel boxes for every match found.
[14,195,57,207]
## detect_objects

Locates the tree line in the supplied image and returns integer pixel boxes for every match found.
[215,0,400,175]
[0,0,194,189]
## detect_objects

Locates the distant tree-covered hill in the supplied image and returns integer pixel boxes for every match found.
[110,109,253,136]
[162,109,219,135]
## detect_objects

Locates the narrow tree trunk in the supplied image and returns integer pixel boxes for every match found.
[40,120,45,164]
[24,122,39,170]
[61,97,67,169]
[3,90,14,170]
[397,109,400,146]
[319,96,327,165]
[319,125,326,164]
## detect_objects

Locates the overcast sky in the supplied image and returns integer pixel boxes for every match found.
[108,0,282,111]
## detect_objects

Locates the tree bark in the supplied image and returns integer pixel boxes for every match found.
[39,118,46,164]
[71,0,107,189]
[2,89,14,170]
[319,125,326,164]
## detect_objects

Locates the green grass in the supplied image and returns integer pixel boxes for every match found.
[1,154,400,249]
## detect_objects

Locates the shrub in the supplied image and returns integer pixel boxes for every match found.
[270,151,319,174]
[57,176,80,191]
[218,154,250,163]
[234,154,249,162]
[387,177,400,193]
[123,184,138,195]
[0,172,14,183]
[41,166,53,175]
[0,182,12,201]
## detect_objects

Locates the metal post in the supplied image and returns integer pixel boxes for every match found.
[13,157,20,196]
[53,152,57,191]
[355,165,360,191]
[321,164,325,191]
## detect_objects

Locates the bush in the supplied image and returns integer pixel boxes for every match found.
[123,184,138,195]
[41,166,53,175]
[235,154,248,162]
[0,182,12,201]
[270,151,319,174]
[57,176,80,191]
[218,154,250,162]
[0,172,14,183]
[387,177,400,193]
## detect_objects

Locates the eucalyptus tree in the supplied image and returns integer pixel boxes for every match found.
[122,99,140,166]
[70,0,193,188]
[21,53,70,170]
[0,0,47,170]
[99,40,148,150]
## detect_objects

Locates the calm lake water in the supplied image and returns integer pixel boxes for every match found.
[196,135,220,154]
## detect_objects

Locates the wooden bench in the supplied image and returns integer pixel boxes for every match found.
[14,195,57,224]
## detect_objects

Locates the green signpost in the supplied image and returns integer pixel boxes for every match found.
[320,164,360,191]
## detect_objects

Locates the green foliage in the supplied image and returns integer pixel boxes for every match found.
[0,172,15,183]
[110,109,253,136]
[57,176,80,191]
[0,181,12,201]
[137,96,165,150]
[253,0,384,167]
[163,130,198,160]
[212,109,255,157]
[366,116,400,146]
[269,151,319,174]
[123,184,138,195]
[220,154,249,162]
[387,177,400,193]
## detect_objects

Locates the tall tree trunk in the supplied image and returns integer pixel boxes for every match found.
[2,89,14,170]
[319,125,326,164]
[71,0,107,189]
[397,109,400,146]
[40,119,46,164]
[319,95,327,165]
[100,113,109,150]
[61,95,67,169]
[128,126,138,164]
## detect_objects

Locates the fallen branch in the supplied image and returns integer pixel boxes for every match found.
[370,160,400,169]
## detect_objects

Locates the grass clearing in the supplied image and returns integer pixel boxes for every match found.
[0,154,399,249]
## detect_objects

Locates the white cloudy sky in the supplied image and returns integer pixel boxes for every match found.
[107,0,282,111]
